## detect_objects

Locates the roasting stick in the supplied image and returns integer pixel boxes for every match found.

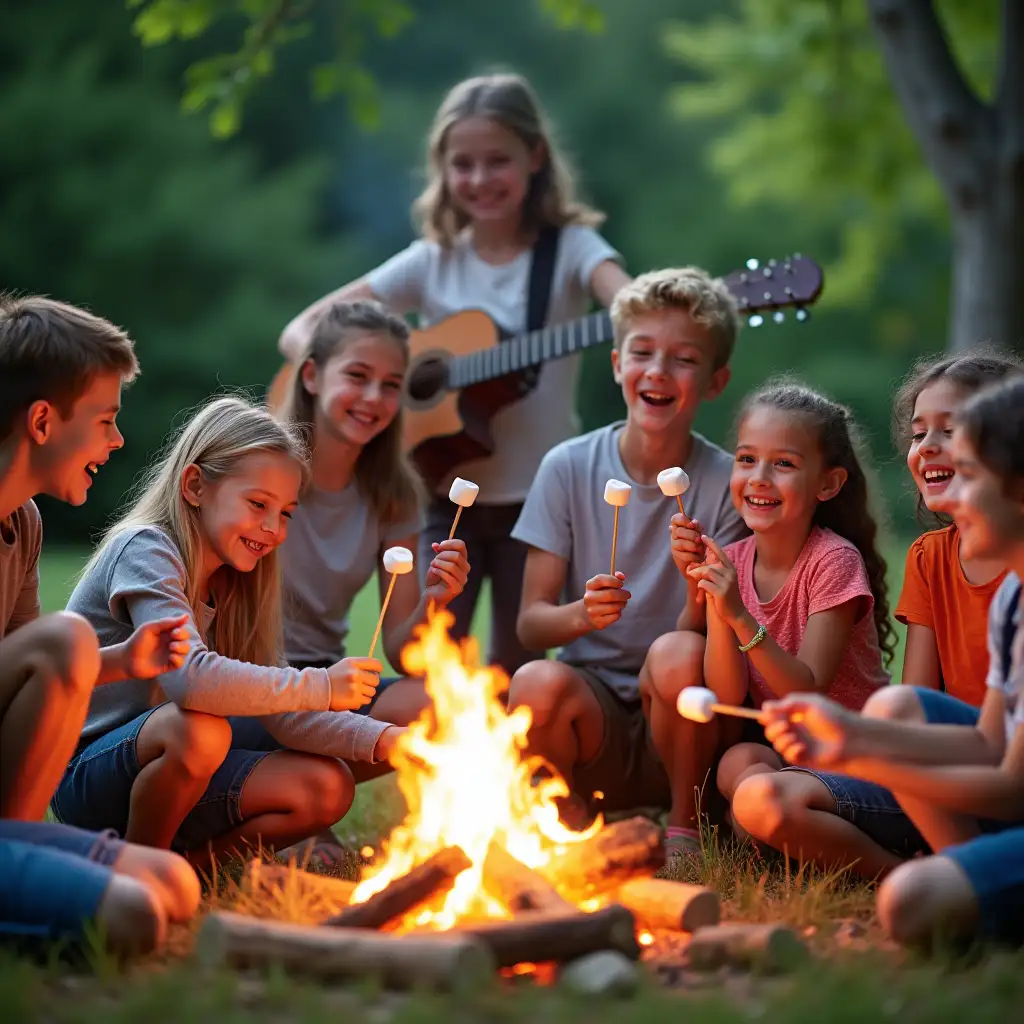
[369,546,414,660]
[446,477,479,540]
[657,466,690,516]
[603,479,631,575]
[676,686,764,723]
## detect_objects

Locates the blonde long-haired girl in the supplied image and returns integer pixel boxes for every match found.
[278,71,632,677]
[54,396,400,869]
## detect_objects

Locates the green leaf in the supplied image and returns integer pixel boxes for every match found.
[209,97,240,138]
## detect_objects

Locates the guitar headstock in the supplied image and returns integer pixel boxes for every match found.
[722,256,823,326]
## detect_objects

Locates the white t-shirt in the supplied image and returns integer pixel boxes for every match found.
[984,573,1024,745]
[366,224,621,504]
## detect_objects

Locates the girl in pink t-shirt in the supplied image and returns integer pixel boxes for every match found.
[684,381,894,813]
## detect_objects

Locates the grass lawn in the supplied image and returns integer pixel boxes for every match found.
[21,537,1022,1021]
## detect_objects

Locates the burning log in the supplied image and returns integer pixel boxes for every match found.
[615,878,720,933]
[559,950,640,996]
[541,816,664,897]
[455,904,640,968]
[197,911,493,991]
[481,843,574,913]
[326,846,471,931]
[685,923,809,973]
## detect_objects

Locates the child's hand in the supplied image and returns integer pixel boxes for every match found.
[121,614,190,680]
[326,657,382,711]
[424,539,471,606]
[686,536,745,625]
[761,693,853,768]
[582,572,631,631]
[669,512,706,575]
[374,724,408,764]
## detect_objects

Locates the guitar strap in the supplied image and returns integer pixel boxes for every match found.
[525,223,561,332]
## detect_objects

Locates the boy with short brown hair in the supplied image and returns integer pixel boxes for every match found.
[509,266,747,845]
[0,295,198,954]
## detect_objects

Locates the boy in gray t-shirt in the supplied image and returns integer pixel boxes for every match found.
[510,267,747,841]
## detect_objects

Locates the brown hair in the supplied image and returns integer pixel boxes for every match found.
[738,380,897,665]
[957,376,1024,493]
[277,299,424,524]
[610,267,740,369]
[413,72,604,247]
[0,294,139,442]
[892,348,1023,522]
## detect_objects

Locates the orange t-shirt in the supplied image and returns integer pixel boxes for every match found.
[895,526,1007,707]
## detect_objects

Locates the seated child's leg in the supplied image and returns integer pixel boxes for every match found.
[717,742,784,802]
[0,612,100,820]
[365,678,433,729]
[731,769,912,879]
[881,826,1024,949]
[640,631,713,832]
[0,829,166,956]
[508,661,606,799]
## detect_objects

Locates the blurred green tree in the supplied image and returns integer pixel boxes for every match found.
[665,0,1021,354]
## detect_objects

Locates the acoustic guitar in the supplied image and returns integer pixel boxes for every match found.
[268,255,823,489]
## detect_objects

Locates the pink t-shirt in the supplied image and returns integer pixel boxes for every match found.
[725,526,889,710]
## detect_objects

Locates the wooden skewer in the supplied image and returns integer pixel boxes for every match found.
[368,572,398,661]
[610,506,620,576]
[675,495,685,515]
[711,702,764,722]
[448,506,463,541]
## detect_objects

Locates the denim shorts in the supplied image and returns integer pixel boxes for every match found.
[0,821,123,943]
[945,826,1024,943]
[781,687,983,857]
[53,710,284,853]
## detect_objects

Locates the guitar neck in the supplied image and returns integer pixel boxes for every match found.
[448,311,614,389]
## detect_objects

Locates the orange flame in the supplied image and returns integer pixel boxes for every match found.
[352,609,600,929]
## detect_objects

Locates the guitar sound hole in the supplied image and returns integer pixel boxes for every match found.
[407,357,449,401]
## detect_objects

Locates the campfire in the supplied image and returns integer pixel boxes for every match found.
[197,611,807,992]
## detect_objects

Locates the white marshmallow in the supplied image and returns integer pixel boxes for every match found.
[448,477,480,508]
[382,546,415,575]
[603,479,632,507]
[676,687,717,723]
[657,467,690,497]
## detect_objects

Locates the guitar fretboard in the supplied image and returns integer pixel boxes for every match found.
[447,311,614,389]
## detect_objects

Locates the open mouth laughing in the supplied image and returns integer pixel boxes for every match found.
[639,390,675,408]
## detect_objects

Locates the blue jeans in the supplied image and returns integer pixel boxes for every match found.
[53,710,283,852]
[0,821,122,943]
[945,826,1024,943]
[783,687,984,857]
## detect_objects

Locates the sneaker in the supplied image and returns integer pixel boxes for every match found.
[663,831,703,865]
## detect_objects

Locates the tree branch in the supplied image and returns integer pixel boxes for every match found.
[998,0,1024,164]
[867,0,992,209]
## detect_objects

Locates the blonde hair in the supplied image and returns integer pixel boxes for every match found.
[277,299,425,525]
[413,72,604,247]
[610,267,740,370]
[91,395,309,667]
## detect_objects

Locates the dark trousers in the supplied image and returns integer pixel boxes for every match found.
[420,498,537,677]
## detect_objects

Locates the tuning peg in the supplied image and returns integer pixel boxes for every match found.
[748,313,764,328]
[746,258,760,271]
[795,307,810,323]
[773,310,786,324]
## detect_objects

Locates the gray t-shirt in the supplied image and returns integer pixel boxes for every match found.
[282,482,423,664]
[511,422,748,698]
[68,525,390,762]
[984,572,1024,746]
[366,224,621,503]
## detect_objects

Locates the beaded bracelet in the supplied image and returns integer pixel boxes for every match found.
[738,623,767,653]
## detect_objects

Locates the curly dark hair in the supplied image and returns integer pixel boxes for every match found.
[892,348,1023,524]
[738,379,896,665]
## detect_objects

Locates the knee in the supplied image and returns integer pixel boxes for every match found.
[730,772,796,843]
[95,875,166,957]
[34,612,101,700]
[161,710,232,781]
[641,630,705,706]
[508,661,578,732]
[293,758,355,828]
[717,744,763,800]
[876,861,935,947]
[863,685,925,723]
[151,853,201,921]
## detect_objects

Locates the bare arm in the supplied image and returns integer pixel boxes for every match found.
[517,548,597,651]
[278,279,378,361]
[900,622,942,689]
[589,259,632,308]
[702,600,748,706]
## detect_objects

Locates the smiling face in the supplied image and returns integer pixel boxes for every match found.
[611,308,729,438]
[945,428,1024,563]
[442,115,543,230]
[731,404,847,536]
[303,332,406,449]
[185,450,302,577]
[29,370,126,506]
[907,377,968,513]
